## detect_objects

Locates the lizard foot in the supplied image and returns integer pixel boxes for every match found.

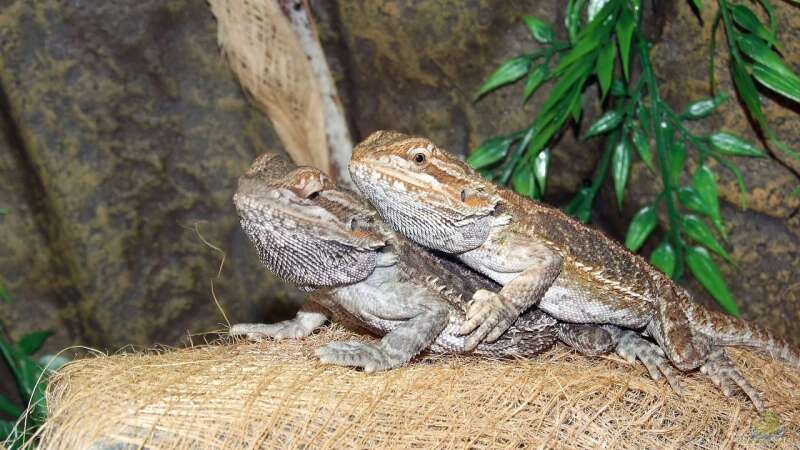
[229,321,311,341]
[314,340,399,372]
[700,348,765,412]
[459,290,518,350]
[611,328,683,394]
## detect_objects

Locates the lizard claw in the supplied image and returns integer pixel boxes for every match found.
[314,340,398,372]
[459,290,517,350]
[611,328,683,394]
[230,322,311,341]
[700,348,765,412]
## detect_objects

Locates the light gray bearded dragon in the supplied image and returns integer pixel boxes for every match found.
[230,152,671,374]
[348,130,800,410]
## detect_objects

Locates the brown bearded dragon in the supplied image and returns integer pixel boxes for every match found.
[348,130,800,410]
[230,152,672,375]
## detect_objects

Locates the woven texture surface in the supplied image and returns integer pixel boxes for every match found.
[208,0,329,172]
[32,326,800,449]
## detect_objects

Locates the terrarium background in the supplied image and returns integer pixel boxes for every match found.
[0,0,798,365]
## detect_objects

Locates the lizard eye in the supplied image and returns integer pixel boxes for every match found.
[413,153,426,164]
[307,191,320,200]
[347,217,359,231]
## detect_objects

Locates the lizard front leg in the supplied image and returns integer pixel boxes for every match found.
[230,299,329,341]
[459,242,562,350]
[315,295,449,372]
[316,281,450,372]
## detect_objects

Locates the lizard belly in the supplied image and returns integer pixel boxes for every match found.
[538,270,654,328]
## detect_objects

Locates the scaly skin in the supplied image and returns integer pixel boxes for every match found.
[232,152,632,371]
[349,130,800,410]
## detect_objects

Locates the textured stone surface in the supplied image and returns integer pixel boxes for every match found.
[0,0,303,353]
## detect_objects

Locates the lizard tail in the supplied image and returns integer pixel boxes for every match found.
[689,304,800,367]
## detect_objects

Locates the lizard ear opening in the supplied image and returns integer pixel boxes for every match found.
[491,201,506,216]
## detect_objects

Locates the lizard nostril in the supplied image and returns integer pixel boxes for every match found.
[460,189,467,202]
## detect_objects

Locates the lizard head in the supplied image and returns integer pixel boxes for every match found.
[349,130,502,253]
[234,152,388,288]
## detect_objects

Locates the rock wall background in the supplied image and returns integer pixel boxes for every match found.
[0,0,797,363]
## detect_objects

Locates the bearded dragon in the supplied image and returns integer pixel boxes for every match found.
[231,152,671,375]
[348,130,800,410]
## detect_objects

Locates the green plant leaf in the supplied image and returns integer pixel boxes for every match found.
[610,79,627,97]
[511,162,538,198]
[631,127,655,172]
[584,111,623,138]
[682,215,732,262]
[625,205,657,251]
[793,186,800,197]
[468,136,514,169]
[730,4,773,43]
[714,155,749,208]
[689,0,703,12]
[569,88,584,123]
[540,57,594,114]
[736,34,796,79]
[475,55,532,100]
[637,104,651,135]
[17,330,53,356]
[692,165,727,240]
[668,138,686,185]
[615,7,634,80]
[751,63,800,103]
[565,187,592,223]
[709,132,764,157]
[523,65,548,101]
[522,16,554,44]
[0,419,14,439]
[0,207,7,215]
[565,0,588,43]
[16,357,43,401]
[596,41,616,99]
[731,59,768,132]
[553,39,600,76]
[650,241,676,278]
[0,338,23,389]
[533,148,549,194]
[755,0,777,48]
[612,138,631,209]
[686,246,740,316]
[0,284,9,303]
[681,95,729,120]
[0,395,21,418]
[677,187,707,213]
[578,0,619,41]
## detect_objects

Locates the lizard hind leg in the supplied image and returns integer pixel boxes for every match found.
[605,326,683,394]
[701,348,766,412]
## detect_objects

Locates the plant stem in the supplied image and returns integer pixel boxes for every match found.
[637,32,685,279]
